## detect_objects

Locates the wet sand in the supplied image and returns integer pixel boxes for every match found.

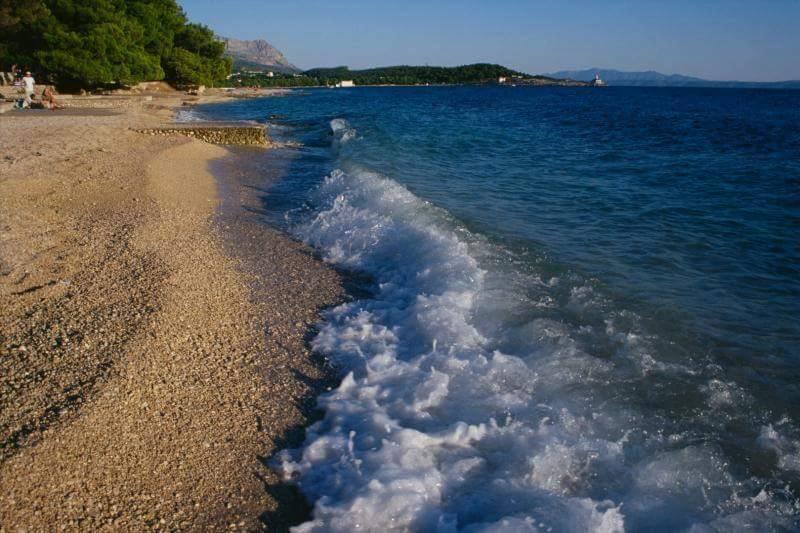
[0,98,341,529]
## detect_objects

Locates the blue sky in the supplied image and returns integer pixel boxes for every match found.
[179,0,800,81]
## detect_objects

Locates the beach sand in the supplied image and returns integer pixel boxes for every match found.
[0,98,341,529]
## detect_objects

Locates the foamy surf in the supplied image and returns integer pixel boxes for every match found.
[330,117,358,146]
[271,118,799,532]
[173,107,209,123]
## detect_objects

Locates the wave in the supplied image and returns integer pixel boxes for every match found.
[330,117,357,146]
[274,120,798,532]
[173,107,209,123]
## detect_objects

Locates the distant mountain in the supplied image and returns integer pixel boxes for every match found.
[219,37,299,74]
[545,68,800,89]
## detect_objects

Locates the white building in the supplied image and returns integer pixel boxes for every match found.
[336,80,355,88]
[498,76,507,84]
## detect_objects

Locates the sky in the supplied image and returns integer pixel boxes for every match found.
[179,0,800,82]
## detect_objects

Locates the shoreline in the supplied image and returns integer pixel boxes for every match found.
[0,95,341,529]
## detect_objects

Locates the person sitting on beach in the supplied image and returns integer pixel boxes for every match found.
[42,86,63,110]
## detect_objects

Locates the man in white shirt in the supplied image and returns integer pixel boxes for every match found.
[22,71,35,106]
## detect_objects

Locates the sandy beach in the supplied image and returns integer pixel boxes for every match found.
[0,96,341,530]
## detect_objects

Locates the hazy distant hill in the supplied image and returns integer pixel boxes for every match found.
[219,37,299,74]
[546,68,800,89]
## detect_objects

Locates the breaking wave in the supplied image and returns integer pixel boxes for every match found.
[274,119,799,532]
[330,117,358,146]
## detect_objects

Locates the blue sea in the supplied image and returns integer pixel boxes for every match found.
[189,86,800,532]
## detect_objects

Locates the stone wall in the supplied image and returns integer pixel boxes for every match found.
[134,124,268,146]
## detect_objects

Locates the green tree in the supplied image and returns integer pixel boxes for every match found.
[126,0,186,60]
[303,64,528,86]
[0,0,51,69]
[43,6,161,85]
[0,0,230,89]
[165,22,231,87]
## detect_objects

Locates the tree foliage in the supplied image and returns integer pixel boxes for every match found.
[304,64,527,86]
[229,72,318,88]
[0,0,230,88]
[165,23,231,86]
[231,64,533,88]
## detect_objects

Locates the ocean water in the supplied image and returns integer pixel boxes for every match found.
[193,86,800,532]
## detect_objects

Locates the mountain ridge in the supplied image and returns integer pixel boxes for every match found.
[218,36,300,74]
[545,68,800,88]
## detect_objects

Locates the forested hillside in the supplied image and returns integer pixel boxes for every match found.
[230,63,578,88]
[303,64,524,85]
[0,0,230,88]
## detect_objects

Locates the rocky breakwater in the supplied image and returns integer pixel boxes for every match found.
[134,122,269,146]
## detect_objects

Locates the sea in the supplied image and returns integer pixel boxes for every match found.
[186,86,800,532]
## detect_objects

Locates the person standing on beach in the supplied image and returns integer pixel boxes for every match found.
[22,71,35,106]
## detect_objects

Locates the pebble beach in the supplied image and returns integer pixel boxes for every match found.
[0,94,341,530]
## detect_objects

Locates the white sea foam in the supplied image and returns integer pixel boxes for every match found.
[173,107,208,123]
[330,118,357,145]
[758,424,800,473]
[274,119,798,532]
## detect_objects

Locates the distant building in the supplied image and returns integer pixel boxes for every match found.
[498,76,508,84]
[591,74,606,87]
[266,71,274,78]
[336,80,355,88]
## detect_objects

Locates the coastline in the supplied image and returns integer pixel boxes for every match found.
[0,96,341,529]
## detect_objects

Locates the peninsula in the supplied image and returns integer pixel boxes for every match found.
[230,63,589,88]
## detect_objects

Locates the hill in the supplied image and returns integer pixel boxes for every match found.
[302,64,583,86]
[219,37,299,74]
[546,68,800,89]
